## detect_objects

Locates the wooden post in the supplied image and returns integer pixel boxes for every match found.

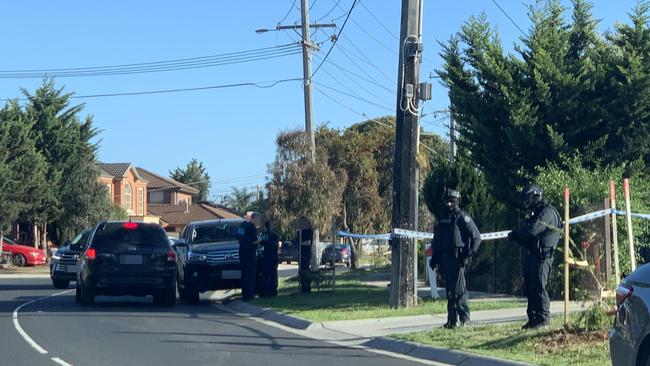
[563,187,570,327]
[610,181,621,283]
[603,198,612,283]
[623,178,637,272]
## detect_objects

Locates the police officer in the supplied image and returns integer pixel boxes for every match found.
[238,212,261,301]
[430,189,481,329]
[508,184,561,329]
[260,219,279,297]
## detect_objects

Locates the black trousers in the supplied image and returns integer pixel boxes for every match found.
[261,258,278,297]
[441,258,469,324]
[523,254,553,324]
[240,253,257,301]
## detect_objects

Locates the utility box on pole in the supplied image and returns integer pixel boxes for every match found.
[390,0,423,309]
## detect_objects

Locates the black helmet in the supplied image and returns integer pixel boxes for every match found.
[443,189,461,211]
[520,184,543,209]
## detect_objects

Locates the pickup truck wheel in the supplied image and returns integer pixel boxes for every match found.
[52,279,70,289]
[80,282,95,306]
[182,286,199,305]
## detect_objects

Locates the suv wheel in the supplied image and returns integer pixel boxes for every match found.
[75,283,81,303]
[154,285,177,307]
[52,279,70,289]
[80,282,95,306]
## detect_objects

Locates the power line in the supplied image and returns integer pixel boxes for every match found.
[313,81,392,111]
[279,0,299,24]
[12,78,302,100]
[314,85,367,118]
[317,61,391,108]
[316,56,393,93]
[311,0,359,78]
[490,0,526,36]
[340,33,395,84]
[336,38,394,87]
[0,44,301,78]
[358,0,398,41]
[315,0,343,22]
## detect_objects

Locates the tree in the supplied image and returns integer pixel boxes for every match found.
[170,158,211,202]
[267,128,346,261]
[222,187,256,216]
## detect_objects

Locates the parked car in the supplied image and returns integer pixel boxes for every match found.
[1,236,47,267]
[278,239,299,264]
[321,243,351,267]
[50,229,91,289]
[174,219,262,304]
[610,263,650,366]
[76,221,177,307]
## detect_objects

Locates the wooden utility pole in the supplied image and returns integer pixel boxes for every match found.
[300,0,316,162]
[390,0,423,308]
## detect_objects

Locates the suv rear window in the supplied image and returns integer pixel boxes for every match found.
[91,223,169,250]
[190,223,240,244]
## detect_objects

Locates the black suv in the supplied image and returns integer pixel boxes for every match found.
[50,229,91,289]
[76,221,177,307]
[174,219,261,304]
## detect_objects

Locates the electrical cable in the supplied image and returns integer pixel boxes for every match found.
[315,0,342,22]
[317,61,391,107]
[12,78,302,100]
[311,0,359,78]
[336,40,394,87]
[314,85,367,118]
[490,0,526,36]
[340,33,395,84]
[0,44,301,78]
[278,0,299,24]
[358,0,398,41]
[313,81,392,111]
[315,56,393,93]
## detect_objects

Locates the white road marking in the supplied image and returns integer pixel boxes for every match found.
[51,357,74,366]
[12,289,75,365]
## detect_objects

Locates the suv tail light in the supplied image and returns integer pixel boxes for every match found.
[86,248,97,260]
[616,283,633,308]
[167,249,176,262]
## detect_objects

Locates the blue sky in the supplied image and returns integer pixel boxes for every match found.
[0,1,640,200]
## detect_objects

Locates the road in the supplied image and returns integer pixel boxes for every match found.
[0,277,423,366]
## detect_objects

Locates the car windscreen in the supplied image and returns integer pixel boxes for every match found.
[1,236,16,245]
[190,223,240,245]
[70,230,90,245]
[91,223,169,250]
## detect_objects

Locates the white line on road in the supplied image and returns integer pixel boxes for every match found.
[51,357,74,366]
[12,289,75,365]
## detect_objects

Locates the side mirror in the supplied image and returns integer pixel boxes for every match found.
[174,238,187,248]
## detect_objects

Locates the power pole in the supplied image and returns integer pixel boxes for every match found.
[390,0,424,308]
[300,0,316,163]
[256,5,336,163]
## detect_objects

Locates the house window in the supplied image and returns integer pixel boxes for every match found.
[106,184,112,201]
[137,187,144,216]
[124,183,132,211]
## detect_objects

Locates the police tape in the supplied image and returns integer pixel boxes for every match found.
[567,209,611,224]
[613,209,650,220]
[336,230,392,240]
[338,208,650,243]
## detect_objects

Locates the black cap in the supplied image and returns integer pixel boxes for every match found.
[444,189,461,199]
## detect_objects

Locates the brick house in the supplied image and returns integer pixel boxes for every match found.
[98,163,157,222]
[135,167,240,237]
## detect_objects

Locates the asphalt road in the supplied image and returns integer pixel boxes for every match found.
[0,277,422,366]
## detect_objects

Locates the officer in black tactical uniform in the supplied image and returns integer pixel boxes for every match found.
[238,212,261,301]
[430,189,481,329]
[508,184,562,329]
[260,219,279,297]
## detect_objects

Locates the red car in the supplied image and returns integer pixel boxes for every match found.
[1,236,47,267]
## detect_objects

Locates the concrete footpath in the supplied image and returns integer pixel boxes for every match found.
[220,297,589,366]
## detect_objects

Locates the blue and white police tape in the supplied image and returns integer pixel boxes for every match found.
[393,228,434,240]
[612,209,650,220]
[337,230,392,240]
[567,209,611,224]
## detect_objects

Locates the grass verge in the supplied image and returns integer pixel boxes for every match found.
[251,270,526,322]
[394,315,610,366]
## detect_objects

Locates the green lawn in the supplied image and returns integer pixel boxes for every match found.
[251,270,527,322]
[394,315,610,366]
